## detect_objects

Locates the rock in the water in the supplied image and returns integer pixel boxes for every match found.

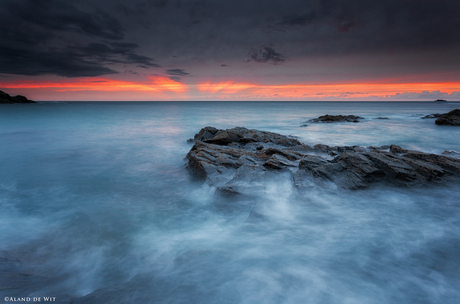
[296,149,460,189]
[189,126,306,147]
[186,127,312,194]
[435,109,460,126]
[0,90,36,104]
[308,114,364,123]
[376,117,389,120]
[421,113,442,119]
[186,127,460,193]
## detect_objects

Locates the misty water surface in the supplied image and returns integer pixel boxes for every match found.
[1,101,459,303]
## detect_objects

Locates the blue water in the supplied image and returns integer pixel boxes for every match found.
[0,101,459,303]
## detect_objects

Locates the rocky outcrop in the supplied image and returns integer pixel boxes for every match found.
[307,114,363,123]
[435,109,460,126]
[0,90,36,104]
[294,146,460,190]
[186,127,460,193]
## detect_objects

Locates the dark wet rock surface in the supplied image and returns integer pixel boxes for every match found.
[308,114,364,123]
[376,117,389,120]
[435,109,460,126]
[186,127,460,193]
[0,90,36,104]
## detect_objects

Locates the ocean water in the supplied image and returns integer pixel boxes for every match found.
[0,101,459,303]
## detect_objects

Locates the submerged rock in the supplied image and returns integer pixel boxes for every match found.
[421,113,443,119]
[308,114,364,123]
[186,127,460,193]
[435,109,460,126]
[0,90,36,104]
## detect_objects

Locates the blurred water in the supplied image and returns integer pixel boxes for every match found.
[0,101,459,303]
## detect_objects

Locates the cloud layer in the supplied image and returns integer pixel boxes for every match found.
[1,0,459,83]
[0,0,157,77]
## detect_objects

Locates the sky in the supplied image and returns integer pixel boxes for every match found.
[1,0,460,101]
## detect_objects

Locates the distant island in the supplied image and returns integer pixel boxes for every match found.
[0,90,36,104]
[434,99,447,102]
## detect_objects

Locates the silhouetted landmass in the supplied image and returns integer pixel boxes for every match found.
[0,90,36,104]
[307,114,364,123]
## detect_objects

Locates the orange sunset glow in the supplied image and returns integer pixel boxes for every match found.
[2,77,459,101]
[0,76,188,93]
[196,81,460,99]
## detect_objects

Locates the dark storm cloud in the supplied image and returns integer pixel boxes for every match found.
[277,1,356,32]
[168,76,182,82]
[120,0,460,63]
[279,12,317,26]
[0,45,117,77]
[166,69,190,76]
[272,0,460,49]
[250,46,286,64]
[166,68,189,82]
[147,0,169,9]
[4,0,124,40]
[1,0,460,78]
[71,43,160,67]
[0,0,157,77]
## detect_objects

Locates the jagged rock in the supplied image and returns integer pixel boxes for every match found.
[0,90,36,104]
[308,114,364,123]
[389,144,407,153]
[435,109,460,126]
[421,113,442,119]
[186,127,460,193]
[190,126,306,147]
[186,127,312,193]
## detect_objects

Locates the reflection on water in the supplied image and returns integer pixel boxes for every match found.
[0,102,459,303]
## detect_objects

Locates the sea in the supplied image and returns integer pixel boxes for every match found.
[0,101,459,303]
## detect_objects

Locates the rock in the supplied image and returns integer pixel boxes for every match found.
[421,113,442,119]
[435,109,460,126]
[0,90,36,104]
[308,114,364,123]
[190,126,307,147]
[186,127,312,194]
[376,117,389,120]
[389,145,407,154]
[186,127,460,193]
[295,149,460,190]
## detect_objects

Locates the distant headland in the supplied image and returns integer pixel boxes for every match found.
[0,90,36,104]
